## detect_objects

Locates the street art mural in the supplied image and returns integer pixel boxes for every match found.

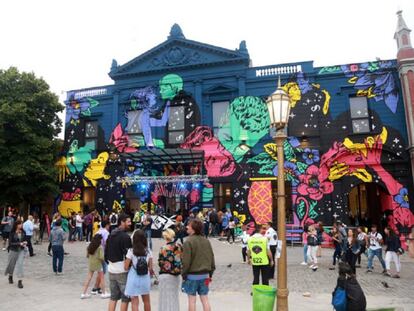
[58,58,414,240]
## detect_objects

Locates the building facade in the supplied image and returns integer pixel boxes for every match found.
[58,17,414,236]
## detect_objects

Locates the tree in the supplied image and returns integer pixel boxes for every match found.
[0,67,64,206]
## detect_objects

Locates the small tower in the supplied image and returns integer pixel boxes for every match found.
[395,10,414,185]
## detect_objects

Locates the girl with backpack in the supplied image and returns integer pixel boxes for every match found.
[80,234,110,299]
[124,229,154,311]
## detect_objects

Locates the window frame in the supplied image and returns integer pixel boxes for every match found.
[349,96,371,134]
[212,100,230,136]
[167,105,185,145]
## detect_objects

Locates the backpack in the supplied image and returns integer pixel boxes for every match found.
[135,254,148,276]
[332,286,347,311]
[110,214,117,225]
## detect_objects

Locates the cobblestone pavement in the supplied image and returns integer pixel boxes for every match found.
[0,236,413,310]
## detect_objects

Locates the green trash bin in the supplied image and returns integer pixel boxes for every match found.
[252,285,277,311]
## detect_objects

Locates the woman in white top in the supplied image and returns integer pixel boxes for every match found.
[124,230,154,311]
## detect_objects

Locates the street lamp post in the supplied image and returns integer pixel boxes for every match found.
[266,77,291,311]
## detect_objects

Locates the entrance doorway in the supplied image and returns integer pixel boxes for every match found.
[348,183,387,230]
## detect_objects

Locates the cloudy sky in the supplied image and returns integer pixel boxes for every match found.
[1,0,413,137]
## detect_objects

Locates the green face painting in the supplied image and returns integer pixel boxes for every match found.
[159,74,183,100]
[218,96,270,162]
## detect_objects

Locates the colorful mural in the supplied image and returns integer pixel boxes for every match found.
[58,32,414,239]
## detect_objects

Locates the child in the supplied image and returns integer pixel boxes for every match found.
[80,234,110,299]
[124,230,154,311]
[241,225,249,263]
[307,226,318,271]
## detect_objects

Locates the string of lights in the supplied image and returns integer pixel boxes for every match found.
[117,174,209,185]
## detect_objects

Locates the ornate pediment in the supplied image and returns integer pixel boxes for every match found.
[110,36,249,79]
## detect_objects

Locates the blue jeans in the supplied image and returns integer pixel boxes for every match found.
[75,227,83,241]
[145,230,152,250]
[367,248,386,270]
[52,245,64,273]
[303,245,308,263]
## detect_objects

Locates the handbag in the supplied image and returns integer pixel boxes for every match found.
[332,286,347,311]
[397,247,404,255]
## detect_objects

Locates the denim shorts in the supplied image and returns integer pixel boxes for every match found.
[181,279,209,296]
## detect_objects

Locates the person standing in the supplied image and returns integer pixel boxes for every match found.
[173,215,185,245]
[23,215,35,257]
[49,219,66,275]
[142,212,153,250]
[80,233,110,299]
[227,217,236,244]
[300,224,309,265]
[91,220,111,295]
[384,227,402,278]
[68,212,77,242]
[33,215,40,245]
[329,226,342,270]
[105,214,132,311]
[182,219,215,311]
[356,226,367,268]
[158,228,182,311]
[265,222,278,279]
[124,229,153,311]
[1,211,15,251]
[4,220,27,288]
[366,224,386,274]
[241,225,249,263]
[345,229,360,274]
[307,226,319,271]
[336,221,348,255]
[75,212,84,241]
[84,211,94,242]
[247,224,273,285]
[316,221,324,257]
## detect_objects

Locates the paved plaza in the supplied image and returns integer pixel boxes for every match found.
[0,237,413,311]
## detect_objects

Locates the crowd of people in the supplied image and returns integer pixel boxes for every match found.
[2,206,414,311]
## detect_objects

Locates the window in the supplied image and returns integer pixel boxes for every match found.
[213,183,232,211]
[127,110,144,146]
[350,97,370,134]
[212,101,229,136]
[85,121,98,149]
[168,106,185,144]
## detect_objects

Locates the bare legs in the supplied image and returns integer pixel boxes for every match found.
[130,295,151,311]
[187,295,211,311]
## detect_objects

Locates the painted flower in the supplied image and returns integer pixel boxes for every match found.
[394,187,409,208]
[273,161,300,185]
[297,165,334,201]
[302,148,320,165]
[288,136,300,148]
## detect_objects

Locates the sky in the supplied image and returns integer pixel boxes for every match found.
[1,0,414,138]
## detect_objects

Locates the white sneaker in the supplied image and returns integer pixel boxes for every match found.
[309,264,315,269]
[101,293,110,299]
[2,248,6,251]
[300,262,307,265]
[80,294,91,299]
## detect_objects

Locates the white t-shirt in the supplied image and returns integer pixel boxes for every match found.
[75,215,83,228]
[368,232,383,250]
[241,231,249,248]
[126,248,153,275]
[266,227,278,246]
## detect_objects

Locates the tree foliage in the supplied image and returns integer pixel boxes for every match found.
[0,67,64,205]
